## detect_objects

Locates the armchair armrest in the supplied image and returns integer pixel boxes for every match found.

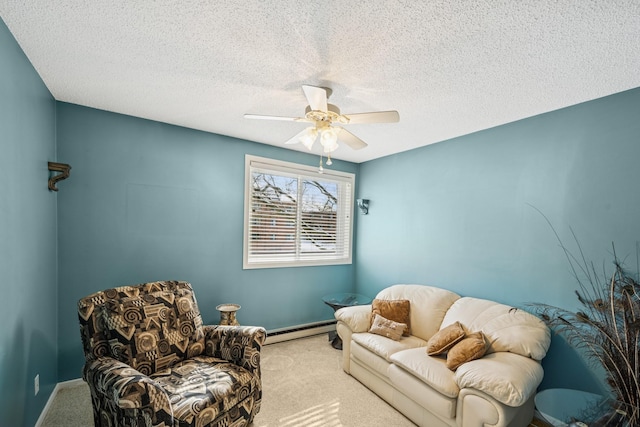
[82,357,172,414]
[203,325,267,375]
[335,304,372,333]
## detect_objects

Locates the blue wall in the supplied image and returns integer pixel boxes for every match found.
[3,7,640,418]
[55,103,359,381]
[355,87,640,393]
[0,19,58,427]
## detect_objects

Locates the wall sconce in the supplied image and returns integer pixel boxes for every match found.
[356,199,369,215]
[48,162,71,191]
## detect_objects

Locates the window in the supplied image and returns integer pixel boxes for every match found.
[243,155,355,269]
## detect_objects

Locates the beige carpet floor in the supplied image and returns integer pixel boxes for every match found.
[41,334,549,427]
[41,334,415,426]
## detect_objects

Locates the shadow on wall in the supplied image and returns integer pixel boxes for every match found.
[0,321,26,426]
[540,334,606,394]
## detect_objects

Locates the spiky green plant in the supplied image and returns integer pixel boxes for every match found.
[532,226,640,426]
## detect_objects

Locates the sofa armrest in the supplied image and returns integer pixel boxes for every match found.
[203,325,267,375]
[455,352,544,407]
[83,357,172,414]
[335,304,372,333]
[456,388,536,427]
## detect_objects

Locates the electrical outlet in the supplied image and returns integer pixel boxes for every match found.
[34,374,39,396]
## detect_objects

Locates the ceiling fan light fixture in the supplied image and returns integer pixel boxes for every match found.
[299,127,318,150]
[245,84,399,169]
[320,127,339,153]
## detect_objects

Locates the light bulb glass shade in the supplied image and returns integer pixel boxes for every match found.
[320,127,339,153]
[299,127,318,150]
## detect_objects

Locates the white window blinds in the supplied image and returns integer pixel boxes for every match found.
[243,156,354,269]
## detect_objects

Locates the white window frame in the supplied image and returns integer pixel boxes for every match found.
[243,155,355,269]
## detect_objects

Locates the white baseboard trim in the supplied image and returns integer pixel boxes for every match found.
[35,378,85,427]
[265,320,336,345]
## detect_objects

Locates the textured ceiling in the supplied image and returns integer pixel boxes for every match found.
[2,1,639,163]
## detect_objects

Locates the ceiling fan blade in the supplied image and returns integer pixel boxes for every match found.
[284,128,311,145]
[244,113,309,122]
[338,128,368,150]
[341,110,400,124]
[302,85,328,112]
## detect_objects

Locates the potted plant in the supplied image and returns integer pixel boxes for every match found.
[532,233,639,427]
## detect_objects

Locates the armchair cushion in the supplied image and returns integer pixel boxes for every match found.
[154,356,260,425]
[100,284,205,375]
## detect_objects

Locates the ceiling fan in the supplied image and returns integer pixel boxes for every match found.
[245,85,399,167]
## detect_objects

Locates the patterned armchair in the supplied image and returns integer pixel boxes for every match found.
[77,280,266,427]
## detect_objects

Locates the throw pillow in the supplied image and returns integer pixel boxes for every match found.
[369,314,406,341]
[426,321,466,355]
[446,331,489,371]
[371,299,411,336]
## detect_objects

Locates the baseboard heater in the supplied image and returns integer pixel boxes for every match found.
[265,319,336,345]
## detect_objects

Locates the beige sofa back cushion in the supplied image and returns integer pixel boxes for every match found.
[376,284,460,342]
[441,297,551,360]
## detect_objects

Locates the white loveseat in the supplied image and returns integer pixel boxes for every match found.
[335,284,551,427]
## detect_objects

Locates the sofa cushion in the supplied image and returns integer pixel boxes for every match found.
[376,284,460,341]
[369,314,406,341]
[371,299,411,336]
[455,351,544,406]
[351,340,394,378]
[388,361,458,420]
[426,321,465,355]
[446,331,488,370]
[441,297,551,360]
[390,348,459,399]
[352,332,426,363]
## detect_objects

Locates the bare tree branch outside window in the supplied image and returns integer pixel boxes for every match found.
[250,172,339,255]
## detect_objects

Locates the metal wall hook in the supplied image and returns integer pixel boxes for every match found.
[48,162,71,191]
